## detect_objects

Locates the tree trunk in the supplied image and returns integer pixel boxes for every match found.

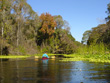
[1,9,5,55]
[17,21,19,47]
[1,26,3,55]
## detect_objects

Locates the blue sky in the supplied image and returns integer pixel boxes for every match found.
[27,0,110,42]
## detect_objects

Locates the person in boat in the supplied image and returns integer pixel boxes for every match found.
[42,52,49,59]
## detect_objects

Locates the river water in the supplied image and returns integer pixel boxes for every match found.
[0,58,110,83]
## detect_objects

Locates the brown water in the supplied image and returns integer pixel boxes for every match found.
[0,58,110,83]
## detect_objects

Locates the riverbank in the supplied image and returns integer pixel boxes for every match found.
[0,55,30,59]
[0,54,59,59]
[62,54,110,63]
[0,54,110,63]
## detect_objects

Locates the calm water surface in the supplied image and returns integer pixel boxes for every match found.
[0,58,110,83]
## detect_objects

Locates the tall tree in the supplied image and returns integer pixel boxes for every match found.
[0,0,13,55]
[37,13,57,46]
[12,0,36,46]
[54,15,64,29]
[87,24,107,45]
[106,3,110,21]
[81,30,91,44]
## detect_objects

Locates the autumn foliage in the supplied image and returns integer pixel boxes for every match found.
[36,13,57,46]
[40,13,57,36]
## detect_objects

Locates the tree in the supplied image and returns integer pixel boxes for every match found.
[54,15,64,29]
[87,24,107,45]
[11,0,37,47]
[36,13,57,46]
[106,3,110,21]
[96,21,110,48]
[81,30,91,44]
[0,0,14,55]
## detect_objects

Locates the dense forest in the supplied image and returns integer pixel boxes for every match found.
[0,0,110,56]
[0,0,81,55]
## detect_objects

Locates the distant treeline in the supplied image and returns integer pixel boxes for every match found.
[82,3,110,48]
[80,3,110,55]
[0,0,81,55]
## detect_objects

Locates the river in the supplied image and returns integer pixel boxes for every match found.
[0,58,110,83]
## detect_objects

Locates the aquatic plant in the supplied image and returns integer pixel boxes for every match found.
[61,53,110,63]
[0,55,30,59]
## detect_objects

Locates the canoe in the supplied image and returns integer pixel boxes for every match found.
[42,57,49,60]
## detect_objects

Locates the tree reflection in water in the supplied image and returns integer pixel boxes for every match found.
[0,59,110,83]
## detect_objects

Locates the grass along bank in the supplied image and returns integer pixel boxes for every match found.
[0,53,61,59]
[60,43,110,63]
[0,55,30,59]
[61,54,110,63]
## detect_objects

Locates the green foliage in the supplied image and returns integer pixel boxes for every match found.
[54,15,64,29]
[87,24,107,45]
[106,3,110,21]
[18,45,26,55]
[77,43,108,55]
[61,54,110,63]
[0,0,83,55]
[81,30,91,44]
[0,55,29,59]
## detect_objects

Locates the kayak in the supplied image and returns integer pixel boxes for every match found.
[42,57,49,60]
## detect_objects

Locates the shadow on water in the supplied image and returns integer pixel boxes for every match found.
[0,58,9,61]
[54,55,66,58]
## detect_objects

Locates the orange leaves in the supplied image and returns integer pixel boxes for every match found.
[40,13,57,36]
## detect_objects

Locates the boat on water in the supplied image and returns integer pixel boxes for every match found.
[42,57,49,60]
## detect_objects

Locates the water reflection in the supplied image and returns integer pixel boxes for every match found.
[0,59,110,83]
[42,59,48,72]
[0,59,3,83]
[89,63,110,83]
[42,59,48,64]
